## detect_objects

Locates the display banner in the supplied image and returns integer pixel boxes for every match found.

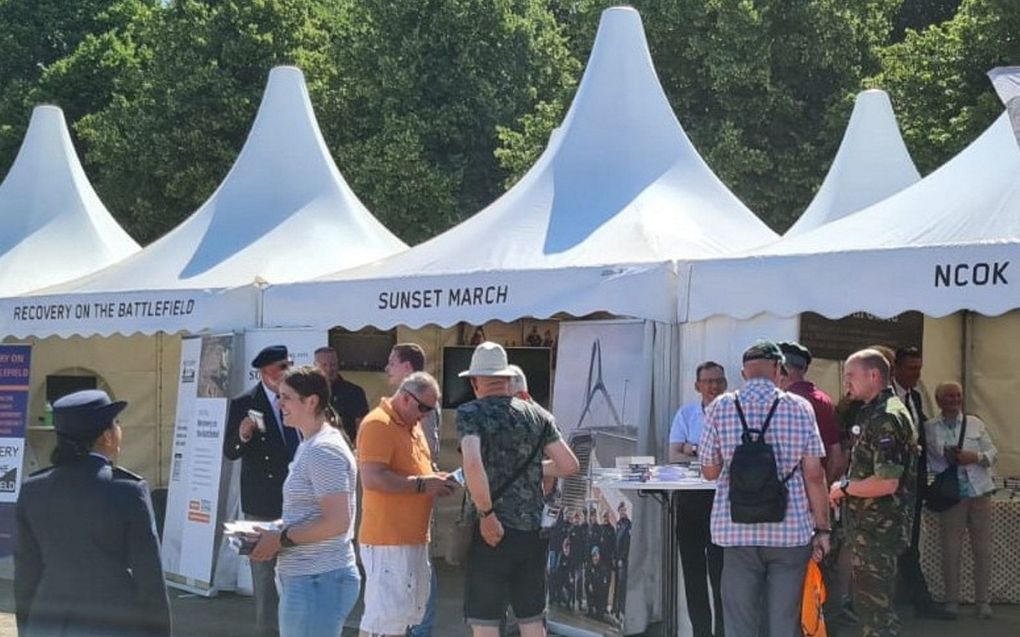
[548,321,648,636]
[162,334,234,595]
[0,344,31,557]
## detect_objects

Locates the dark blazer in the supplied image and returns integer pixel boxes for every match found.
[223,382,294,519]
[15,455,171,637]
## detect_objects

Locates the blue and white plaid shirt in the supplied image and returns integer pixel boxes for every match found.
[699,378,825,547]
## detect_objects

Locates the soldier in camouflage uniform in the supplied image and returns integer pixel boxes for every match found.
[457,342,579,637]
[830,349,918,637]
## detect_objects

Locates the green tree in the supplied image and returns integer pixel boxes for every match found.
[0,0,157,174]
[499,0,904,231]
[873,0,1020,173]
[893,0,962,39]
[321,0,579,244]
[73,0,344,242]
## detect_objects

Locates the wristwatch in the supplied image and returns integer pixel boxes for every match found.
[478,508,495,519]
[280,526,296,548]
[839,477,851,497]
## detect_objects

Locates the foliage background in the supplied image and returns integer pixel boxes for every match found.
[0,0,1015,245]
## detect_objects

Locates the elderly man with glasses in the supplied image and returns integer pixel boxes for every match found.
[356,371,457,637]
[224,345,298,637]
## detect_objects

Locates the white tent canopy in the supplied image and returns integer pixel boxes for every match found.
[0,105,139,296]
[785,89,919,236]
[0,66,406,338]
[264,7,776,330]
[685,111,1020,321]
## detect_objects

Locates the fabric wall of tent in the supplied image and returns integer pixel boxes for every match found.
[685,106,1020,476]
[1,66,407,484]
[260,8,793,634]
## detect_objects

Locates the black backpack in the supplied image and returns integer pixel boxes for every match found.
[728,394,799,524]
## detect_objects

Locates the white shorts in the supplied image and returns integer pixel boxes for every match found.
[358,543,431,635]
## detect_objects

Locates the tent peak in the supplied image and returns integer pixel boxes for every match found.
[785,87,918,236]
[40,64,405,295]
[529,2,771,255]
[0,104,139,295]
[174,63,402,280]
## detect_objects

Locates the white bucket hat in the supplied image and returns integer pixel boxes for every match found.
[459,341,516,377]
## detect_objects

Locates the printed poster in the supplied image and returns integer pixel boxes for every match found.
[162,335,232,595]
[548,321,648,635]
[0,344,31,557]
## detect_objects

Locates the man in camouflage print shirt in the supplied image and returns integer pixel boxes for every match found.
[458,342,578,637]
[830,349,918,637]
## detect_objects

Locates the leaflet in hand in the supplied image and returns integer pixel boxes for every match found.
[223,520,281,555]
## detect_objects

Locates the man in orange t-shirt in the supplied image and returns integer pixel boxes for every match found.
[356,371,457,637]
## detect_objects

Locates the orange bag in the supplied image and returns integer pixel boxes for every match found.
[802,560,827,637]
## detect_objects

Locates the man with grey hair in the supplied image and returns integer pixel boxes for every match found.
[357,371,457,637]
[699,340,830,637]
[383,343,443,637]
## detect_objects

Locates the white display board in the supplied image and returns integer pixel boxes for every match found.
[163,334,234,595]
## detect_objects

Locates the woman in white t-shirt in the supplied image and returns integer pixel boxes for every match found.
[251,366,360,637]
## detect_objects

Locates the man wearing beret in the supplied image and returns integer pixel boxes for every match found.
[15,390,171,637]
[779,342,845,483]
[224,345,299,637]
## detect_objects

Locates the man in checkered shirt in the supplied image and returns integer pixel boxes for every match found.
[699,340,832,637]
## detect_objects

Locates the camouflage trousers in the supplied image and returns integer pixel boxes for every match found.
[851,536,900,637]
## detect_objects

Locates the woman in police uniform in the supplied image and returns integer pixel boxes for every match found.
[14,390,171,637]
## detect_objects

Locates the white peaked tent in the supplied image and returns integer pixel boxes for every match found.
[685,111,1020,322]
[785,89,920,236]
[0,105,139,296]
[0,66,406,338]
[263,7,777,331]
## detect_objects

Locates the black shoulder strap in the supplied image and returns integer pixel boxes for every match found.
[958,415,968,447]
[492,418,551,502]
[734,394,782,440]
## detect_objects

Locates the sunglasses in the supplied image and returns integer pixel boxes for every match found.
[403,389,435,414]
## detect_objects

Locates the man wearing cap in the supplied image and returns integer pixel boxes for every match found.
[224,344,299,637]
[668,360,726,637]
[15,390,171,637]
[458,341,579,637]
[779,342,845,483]
[699,340,831,637]
[357,371,454,637]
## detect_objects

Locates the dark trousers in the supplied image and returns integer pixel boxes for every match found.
[245,514,279,637]
[677,491,724,637]
[897,470,935,609]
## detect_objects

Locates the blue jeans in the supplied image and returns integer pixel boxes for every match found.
[278,564,360,637]
[409,564,438,637]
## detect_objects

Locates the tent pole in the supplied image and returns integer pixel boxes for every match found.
[961,310,973,413]
[155,331,165,487]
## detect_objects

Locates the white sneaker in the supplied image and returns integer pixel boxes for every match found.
[977,602,993,619]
